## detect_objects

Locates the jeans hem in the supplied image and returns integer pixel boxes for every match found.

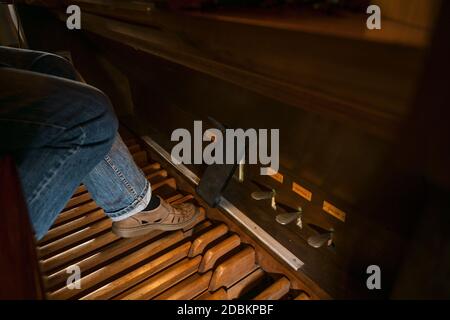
[107,180,152,221]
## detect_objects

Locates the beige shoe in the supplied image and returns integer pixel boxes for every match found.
[112,196,200,238]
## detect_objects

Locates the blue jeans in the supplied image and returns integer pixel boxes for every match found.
[0,46,151,240]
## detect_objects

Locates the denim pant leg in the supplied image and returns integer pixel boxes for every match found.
[0,46,77,80]
[1,46,151,238]
[82,134,151,221]
[0,67,118,239]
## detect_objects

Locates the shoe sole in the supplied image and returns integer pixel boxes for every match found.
[112,208,201,238]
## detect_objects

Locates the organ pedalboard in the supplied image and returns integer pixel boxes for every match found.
[36,133,311,300]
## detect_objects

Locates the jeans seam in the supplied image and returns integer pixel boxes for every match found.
[104,154,138,198]
[28,126,86,207]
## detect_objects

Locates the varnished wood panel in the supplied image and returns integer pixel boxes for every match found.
[38,218,112,259]
[55,5,427,139]
[82,242,192,300]
[253,277,290,300]
[48,232,185,299]
[196,288,228,300]
[199,235,241,273]
[373,0,440,29]
[54,201,98,225]
[118,257,202,300]
[189,224,229,257]
[0,156,44,299]
[227,268,266,300]
[155,271,213,300]
[209,247,257,291]
[39,209,105,244]
[45,233,160,289]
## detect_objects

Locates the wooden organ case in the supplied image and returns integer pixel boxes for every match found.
[3,0,450,300]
